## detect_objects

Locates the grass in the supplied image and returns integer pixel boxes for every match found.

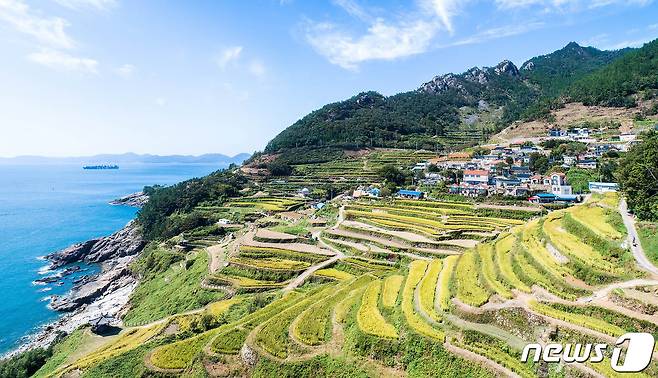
[638,222,658,266]
[356,280,398,338]
[123,251,224,326]
[51,322,166,375]
[454,252,490,307]
[381,274,404,308]
[418,259,442,322]
[402,260,445,341]
[33,329,87,378]
[150,327,222,370]
[436,255,458,311]
[271,220,310,236]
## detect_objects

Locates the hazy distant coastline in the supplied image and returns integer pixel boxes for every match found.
[0,152,251,166]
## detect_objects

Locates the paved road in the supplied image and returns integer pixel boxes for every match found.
[620,198,658,277]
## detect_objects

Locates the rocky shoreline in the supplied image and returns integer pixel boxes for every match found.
[108,191,149,208]
[3,220,146,359]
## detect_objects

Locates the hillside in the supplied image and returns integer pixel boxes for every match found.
[566,39,658,107]
[265,42,633,154]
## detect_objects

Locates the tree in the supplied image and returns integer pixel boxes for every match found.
[268,161,293,176]
[616,131,658,221]
[529,153,549,174]
[378,165,407,185]
[567,168,597,193]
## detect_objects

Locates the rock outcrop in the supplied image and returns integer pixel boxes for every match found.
[45,221,145,268]
[50,257,136,312]
[109,191,149,208]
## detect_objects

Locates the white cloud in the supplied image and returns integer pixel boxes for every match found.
[304,0,468,70]
[154,97,167,107]
[0,0,75,49]
[494,0,652,10]
[27,49,98,73]
[649,23,658,30]
[248,60,266,77]
[447,21,544,47]
[215,46,243,69]
[53,0,117,11]
[115,63,135,77]
[420,0,464,34]
[306,18,440,70]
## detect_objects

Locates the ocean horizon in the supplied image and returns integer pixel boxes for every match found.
[0,163,226,355]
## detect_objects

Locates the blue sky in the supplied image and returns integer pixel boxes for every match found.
[0,0,657,157]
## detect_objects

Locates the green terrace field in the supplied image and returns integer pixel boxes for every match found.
[39,192,658,378]
[262,149,439,191]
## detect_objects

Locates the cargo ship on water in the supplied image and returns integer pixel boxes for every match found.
[82,164,119,170]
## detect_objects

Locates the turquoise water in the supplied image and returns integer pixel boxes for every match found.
[0,163,224,354]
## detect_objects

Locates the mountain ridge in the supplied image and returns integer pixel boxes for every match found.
[0,152,251,166]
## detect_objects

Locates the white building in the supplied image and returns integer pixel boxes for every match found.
[589,182,619,193]
[550,172,573,195]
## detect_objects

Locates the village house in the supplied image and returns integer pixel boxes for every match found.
[396,189,424,199]
[550,172,572,195]
[463,169,489,185]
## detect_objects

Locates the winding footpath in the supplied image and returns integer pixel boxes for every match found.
[619,198,658,277]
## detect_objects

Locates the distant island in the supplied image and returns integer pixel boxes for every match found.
[0,152,251,166]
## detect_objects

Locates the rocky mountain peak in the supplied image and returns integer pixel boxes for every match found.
[418,73,466,95]
[494,60,520,77]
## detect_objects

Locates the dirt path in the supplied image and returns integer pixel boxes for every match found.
[577,278,658,303]
[620,198,658,277]
[282,253,344,292]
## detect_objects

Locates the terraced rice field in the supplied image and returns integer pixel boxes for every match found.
[55,193,658,378]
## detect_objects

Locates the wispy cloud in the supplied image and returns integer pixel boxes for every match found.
[27,49,98,73]
[53,0,117,11]
[0,0,75,49]
[494,0,652,10]
[115,63,135,77]
[0,0,111,73]
[304,0,467,70]
[154,97,167,107]
[447,21,544,47]
[215,46,243,69]
[248,60,266,77]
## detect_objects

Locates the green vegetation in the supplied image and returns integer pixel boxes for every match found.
[567,39,658,107]
[0,346,54,378]
[617,130,658,221]
[138,169,245,240]
[454,252,490,307]
[356,280,398,338]
[124,250,224,326]
[638,222,658,265]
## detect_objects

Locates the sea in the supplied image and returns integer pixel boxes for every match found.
[0,163,225,355]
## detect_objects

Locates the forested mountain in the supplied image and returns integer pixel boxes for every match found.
[520,42,630,98]
[566,39,658,107]
[265,41,642,153]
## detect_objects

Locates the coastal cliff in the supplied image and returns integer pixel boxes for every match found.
[6,221,145,358]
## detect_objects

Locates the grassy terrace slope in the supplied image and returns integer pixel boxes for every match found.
[33,192,658,378]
